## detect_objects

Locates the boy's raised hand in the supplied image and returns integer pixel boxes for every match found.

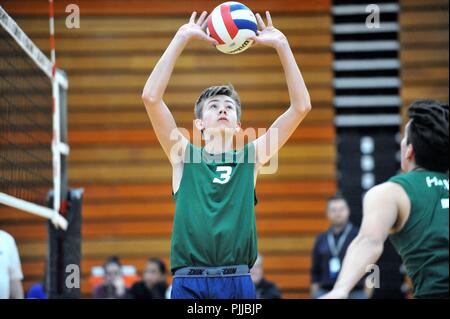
[251,11,287,49]
[177,11,218,46]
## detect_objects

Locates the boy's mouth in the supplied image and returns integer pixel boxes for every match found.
[218,116,229,122]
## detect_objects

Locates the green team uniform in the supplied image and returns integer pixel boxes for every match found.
[170,143,258,273]
[389,170,449,298]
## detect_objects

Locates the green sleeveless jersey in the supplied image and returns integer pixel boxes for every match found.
[170,143,258,272]
[389,170,449,298]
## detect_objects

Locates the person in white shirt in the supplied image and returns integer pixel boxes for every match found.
[0,230,24,299]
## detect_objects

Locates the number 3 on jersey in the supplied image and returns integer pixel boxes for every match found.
[213,166,232,184]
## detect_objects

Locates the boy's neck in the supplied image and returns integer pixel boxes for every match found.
[203,133,234,155]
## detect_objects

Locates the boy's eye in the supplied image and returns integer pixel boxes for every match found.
[227,105,233,109]
[210,104,217,109]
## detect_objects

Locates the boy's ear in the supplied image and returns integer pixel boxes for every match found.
[405,143,414,161]
[194,119,204,131]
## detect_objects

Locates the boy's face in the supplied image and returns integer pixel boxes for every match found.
[195,95,241,135]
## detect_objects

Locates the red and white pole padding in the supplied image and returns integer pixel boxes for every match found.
[49,0,63,228]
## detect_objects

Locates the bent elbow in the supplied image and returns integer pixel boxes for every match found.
[141,93,160,106]
[292,102,311,115]
[141,92,150,103]
[302,103,312,113]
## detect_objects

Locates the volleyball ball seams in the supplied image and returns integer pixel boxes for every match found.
[207,1,257,54]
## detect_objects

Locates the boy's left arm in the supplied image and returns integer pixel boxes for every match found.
[251,12,311,168]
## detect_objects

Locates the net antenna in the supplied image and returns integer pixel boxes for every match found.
[0,5,69,230]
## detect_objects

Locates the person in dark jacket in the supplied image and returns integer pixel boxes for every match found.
[127,257,168,299]
[310,195,369,299]
[93,256,127,299]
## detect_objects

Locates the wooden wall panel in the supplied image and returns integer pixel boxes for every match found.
[2,0,330,16]
[1,1,334,299]
[400,0,449,111]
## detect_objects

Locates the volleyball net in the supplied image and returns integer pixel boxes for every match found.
[0,6,69,230]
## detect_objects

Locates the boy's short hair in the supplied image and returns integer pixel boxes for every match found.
[194,84,241,120]
[407,99,449,173]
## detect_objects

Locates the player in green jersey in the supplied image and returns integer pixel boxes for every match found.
[323,100,449,299]
[141,11,311,299]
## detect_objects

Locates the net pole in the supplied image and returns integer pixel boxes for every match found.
[49,0,61,220]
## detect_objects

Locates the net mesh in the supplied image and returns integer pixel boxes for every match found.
[0,22,53,207]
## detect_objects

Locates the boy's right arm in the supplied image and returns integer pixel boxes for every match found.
[141,12,217,165]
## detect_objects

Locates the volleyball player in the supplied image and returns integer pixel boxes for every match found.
[141,11,311,298]
[322,100,449,299]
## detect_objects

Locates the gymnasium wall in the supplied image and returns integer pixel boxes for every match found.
[400,0,449,115]
[1,0,334,298]
[1,0,447,299]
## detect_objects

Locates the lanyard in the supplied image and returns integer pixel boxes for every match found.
[327,224,352,257]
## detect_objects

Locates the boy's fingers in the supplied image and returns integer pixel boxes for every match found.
[201,18,208,31]
[201,33,217,45]
[189,12,197,23]
[266,11,273,27]
[255,13,266,30]
[208,35,219,46]
[197,11,208,25]
[249,36,259,44]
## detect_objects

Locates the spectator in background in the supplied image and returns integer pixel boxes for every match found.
[0,230,24,299]
[310,195,369,299]
[26,261,48,299]
[127,257,168,299]
[27,282,47,299]
[26,275,47,299]
[93,256,126,299]
[250,254,282,299]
